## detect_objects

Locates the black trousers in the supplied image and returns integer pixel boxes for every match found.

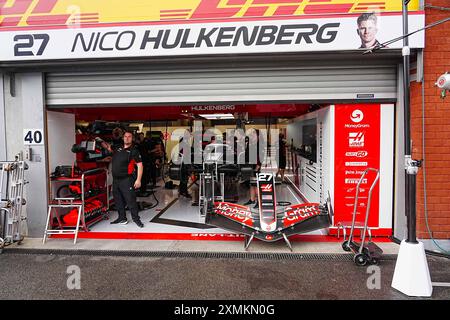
[149,159,157,186]
[179,164,189,194]
[113,176,140,222]
[140,161,151,193]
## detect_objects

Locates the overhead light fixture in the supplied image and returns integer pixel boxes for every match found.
[199,113,235,120]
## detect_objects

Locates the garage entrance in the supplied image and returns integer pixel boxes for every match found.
[47,103,327,240]
[44,56,396,242]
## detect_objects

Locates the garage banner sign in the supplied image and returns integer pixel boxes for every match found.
[0,0,424,61]
[333,104,381,227]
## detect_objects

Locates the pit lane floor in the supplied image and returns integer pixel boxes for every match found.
[45,175,326,236]
[0,251,448,300]
[14,172,399,253]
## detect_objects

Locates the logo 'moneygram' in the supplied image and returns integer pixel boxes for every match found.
[351,109,364,123]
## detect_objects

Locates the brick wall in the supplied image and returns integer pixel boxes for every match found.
[410,0,450,239]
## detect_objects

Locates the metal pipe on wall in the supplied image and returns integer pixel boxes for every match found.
[0,74,7,161]
[402,0,419,244]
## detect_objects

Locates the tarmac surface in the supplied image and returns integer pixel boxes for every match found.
[0,250,448,300]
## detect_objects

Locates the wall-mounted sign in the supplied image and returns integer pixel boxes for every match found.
[23,129,44,145]
[333,104,380,227]
[191,105,235,112]
[0,1,424,61]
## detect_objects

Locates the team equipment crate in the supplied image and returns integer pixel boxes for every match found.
[43,168,109,244]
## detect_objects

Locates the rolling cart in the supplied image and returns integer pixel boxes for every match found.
[43,168,109,244]
[342,168,383,266]
[199,162,224,218]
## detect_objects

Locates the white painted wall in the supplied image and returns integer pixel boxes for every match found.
[4,74,23,160]
[4,73,48,237]
[47,111,76,171]
[287,110,325,205]
[287,121,302,149]
[317,105,334,208]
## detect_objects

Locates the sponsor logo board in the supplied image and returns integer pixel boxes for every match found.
[334,104,380,227]
[0,0,424,61]
[0,0,422,29]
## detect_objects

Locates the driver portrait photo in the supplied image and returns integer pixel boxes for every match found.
[356,12,382,49]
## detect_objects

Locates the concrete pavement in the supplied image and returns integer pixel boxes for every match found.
[0,251,448,300]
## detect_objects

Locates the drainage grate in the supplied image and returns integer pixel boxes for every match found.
[2,248,397,261]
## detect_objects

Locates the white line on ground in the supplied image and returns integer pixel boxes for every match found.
[285,182,301,204]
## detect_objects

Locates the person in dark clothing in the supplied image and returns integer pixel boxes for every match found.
[136,133,151,196]
[275,133,287,183]
[148,134,165,187]
[177,136,192,198]
[243,130,263,208]
[97,131,144,228]
[111,127,125,150]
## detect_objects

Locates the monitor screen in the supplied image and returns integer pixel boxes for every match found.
[302,125,316,146]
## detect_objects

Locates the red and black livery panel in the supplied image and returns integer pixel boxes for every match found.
[207,201,331,242]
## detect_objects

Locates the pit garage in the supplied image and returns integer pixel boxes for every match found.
[43,56,396,244]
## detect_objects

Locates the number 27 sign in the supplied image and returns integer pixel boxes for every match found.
[23,129,44,145]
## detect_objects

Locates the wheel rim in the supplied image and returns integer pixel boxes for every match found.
[342,241,351,252]
[354,254,367,266]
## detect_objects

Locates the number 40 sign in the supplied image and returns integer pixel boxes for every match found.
[23,129,44,145]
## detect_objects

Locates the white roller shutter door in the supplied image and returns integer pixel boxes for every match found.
[46,59,397,106]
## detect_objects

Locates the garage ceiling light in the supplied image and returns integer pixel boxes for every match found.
[199,113,235,120]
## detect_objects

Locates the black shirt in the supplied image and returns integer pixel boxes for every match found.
[111,145,142,179]
[359,39,381,49]
[279,138,287,161]
[137,140,150,162]
[148,137,165,161]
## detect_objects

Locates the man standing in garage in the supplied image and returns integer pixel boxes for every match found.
[275,133,287,183]
[97,131,145,228]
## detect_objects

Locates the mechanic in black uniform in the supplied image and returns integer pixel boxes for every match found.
[243,130,263,208]
[148,133,165,188]
[275,133,287,183]
[97,131,144,228]
[178,136,192,198]
[136,132,151,197]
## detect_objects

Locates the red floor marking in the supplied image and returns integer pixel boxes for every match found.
[50,232,393,243]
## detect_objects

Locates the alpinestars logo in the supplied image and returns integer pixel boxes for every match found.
[349,132,365,147]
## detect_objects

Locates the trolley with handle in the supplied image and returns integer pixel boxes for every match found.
[342,168,383,266]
